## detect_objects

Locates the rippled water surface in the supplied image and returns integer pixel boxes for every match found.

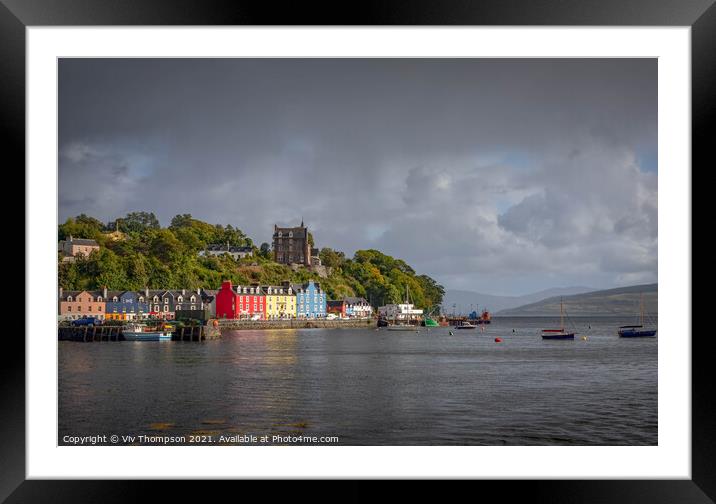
[59,317,657,445]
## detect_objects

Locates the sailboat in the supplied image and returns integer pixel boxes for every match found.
[541,298,575,340]
[387,285,421,331]
[618,293,657,337]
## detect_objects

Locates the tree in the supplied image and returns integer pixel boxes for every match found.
[115,211,161,234]
[319,247,345,269]
[259,242,271,259]
[170,214,193,228]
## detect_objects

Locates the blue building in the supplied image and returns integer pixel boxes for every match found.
[292,280,326,318]
[105,290,149,320]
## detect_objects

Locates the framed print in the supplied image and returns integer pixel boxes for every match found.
[4,0,710,500]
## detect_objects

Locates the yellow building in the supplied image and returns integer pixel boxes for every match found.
[263,284,296,319]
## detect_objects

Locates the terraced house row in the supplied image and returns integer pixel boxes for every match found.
[59,281,373,321]
[58,287,215,321]
[215,280,326,319]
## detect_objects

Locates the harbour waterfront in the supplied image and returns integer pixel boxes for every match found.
[58,316,656,446]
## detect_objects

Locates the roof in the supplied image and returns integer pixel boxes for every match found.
[291,281,322,293]
[60,289,103,300]
[262,285,293,294]
[205,244,252,253]
[63,237,99,246]
[344,297,369,305]
[273,225,308,238]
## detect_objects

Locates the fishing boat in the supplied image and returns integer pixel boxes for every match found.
[454,320,477,330]
[385,285,422,331]
[422,317,439,327]
[421,308,440,327]
[122,323,172,341]
[618,294,657,337]
[541,298,575,340]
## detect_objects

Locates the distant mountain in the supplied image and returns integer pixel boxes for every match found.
[496,283,658,317]
[441,286,596,315]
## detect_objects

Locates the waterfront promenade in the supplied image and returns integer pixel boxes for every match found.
[218,318,377,331]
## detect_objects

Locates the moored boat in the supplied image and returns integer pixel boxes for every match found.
[123,323,172,341]
[541,298,575,340]
[454,321,477,330]
[618,294,657,337]
[380,284,423,331]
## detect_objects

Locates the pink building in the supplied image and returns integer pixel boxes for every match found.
[58,235,100,258]
[58,288,106,320]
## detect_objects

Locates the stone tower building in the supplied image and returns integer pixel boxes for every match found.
[273,220,312,266]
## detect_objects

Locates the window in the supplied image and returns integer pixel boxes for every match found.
[113,296,118,302]
[153,296,159,302]
[68,306,71,311]
[191,296,196,302]
[176,305,181,311]
[163,305,168,312]
[97,296,102,302]
[67,296,73,302]
[155,305,159,312]
[178,296,183,303]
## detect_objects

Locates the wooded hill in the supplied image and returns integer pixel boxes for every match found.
[58,212,445,310]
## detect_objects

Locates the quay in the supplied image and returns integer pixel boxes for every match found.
[218,318,377,331]
[58,322,222,342]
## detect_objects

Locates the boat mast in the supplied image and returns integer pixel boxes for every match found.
[560,297,564,330]
[640,293,644,326]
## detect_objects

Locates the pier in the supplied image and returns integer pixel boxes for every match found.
[58,322,221,342]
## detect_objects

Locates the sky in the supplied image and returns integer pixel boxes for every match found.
[58,58,657,296]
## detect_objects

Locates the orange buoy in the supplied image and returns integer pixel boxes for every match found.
[495,337,502,343]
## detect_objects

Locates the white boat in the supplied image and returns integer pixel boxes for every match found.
[383,285,422,331]
[122,323,172,341]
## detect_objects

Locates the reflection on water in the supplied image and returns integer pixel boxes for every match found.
[59,317,657,445]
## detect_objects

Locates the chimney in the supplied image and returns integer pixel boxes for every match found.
[182,288,186,295]
[59,286,63,299]
[197,288,201,295]
[103,286,108,299]
[145,286,149,298]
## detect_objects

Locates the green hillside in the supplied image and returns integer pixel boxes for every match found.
[496,283,658,317]
[57,212,444,310]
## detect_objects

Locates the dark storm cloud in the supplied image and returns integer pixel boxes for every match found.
[58,58,657,295]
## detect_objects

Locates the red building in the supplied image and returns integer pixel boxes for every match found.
[326,300,347,317]
[215,281,265,319]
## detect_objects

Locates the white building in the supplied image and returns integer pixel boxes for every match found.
[199,242,253,260]
[345,297,373,318]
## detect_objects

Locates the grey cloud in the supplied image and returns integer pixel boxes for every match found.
[58,58,657,295]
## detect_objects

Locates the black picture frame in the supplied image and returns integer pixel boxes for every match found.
[3,0,708,500]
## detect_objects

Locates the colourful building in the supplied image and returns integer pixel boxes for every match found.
[326,300,347,318]
[263,284,296,319]
[292,280,326,318]
[216,281,265,319]
[105,290,148,320]
[58,288,106,320]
